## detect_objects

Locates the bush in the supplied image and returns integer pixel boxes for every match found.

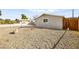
[15,19,20,23]
[0,19,17,24]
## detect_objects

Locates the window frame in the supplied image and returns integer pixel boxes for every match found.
[43,19,48,23]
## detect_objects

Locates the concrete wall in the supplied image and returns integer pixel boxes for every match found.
[34,15,63,29]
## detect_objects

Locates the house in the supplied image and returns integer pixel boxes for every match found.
[34,14,64,29]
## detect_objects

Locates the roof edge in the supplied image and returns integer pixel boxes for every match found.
[34,13,64,20]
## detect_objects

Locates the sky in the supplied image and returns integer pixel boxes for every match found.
[0,9,79,20]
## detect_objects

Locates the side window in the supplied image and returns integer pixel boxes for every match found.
[43,19,48,22]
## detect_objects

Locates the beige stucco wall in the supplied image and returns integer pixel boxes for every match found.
[34,15,63,29]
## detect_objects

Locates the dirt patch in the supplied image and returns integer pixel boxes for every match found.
[0,27,65,49]
[55,30,79,49]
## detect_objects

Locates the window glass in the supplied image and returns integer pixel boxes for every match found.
[43,19,48,22]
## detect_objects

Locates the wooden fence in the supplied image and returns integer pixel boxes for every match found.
[63,18,79,31]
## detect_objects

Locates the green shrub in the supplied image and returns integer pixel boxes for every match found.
[0,20,17,24]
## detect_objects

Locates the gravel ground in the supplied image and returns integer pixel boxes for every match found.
[55,30,79,49]
[1,27,79,49]
[0,27,65,49]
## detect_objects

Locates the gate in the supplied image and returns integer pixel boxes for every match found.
[63,18,69,30]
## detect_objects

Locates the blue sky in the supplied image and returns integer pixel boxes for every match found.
[0,9,79,20]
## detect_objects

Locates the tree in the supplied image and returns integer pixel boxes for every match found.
[15,19,20,23]
[20,14,28,28]
[5,19,10,24]
[21,14,28,19]
[4,19,16,24]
